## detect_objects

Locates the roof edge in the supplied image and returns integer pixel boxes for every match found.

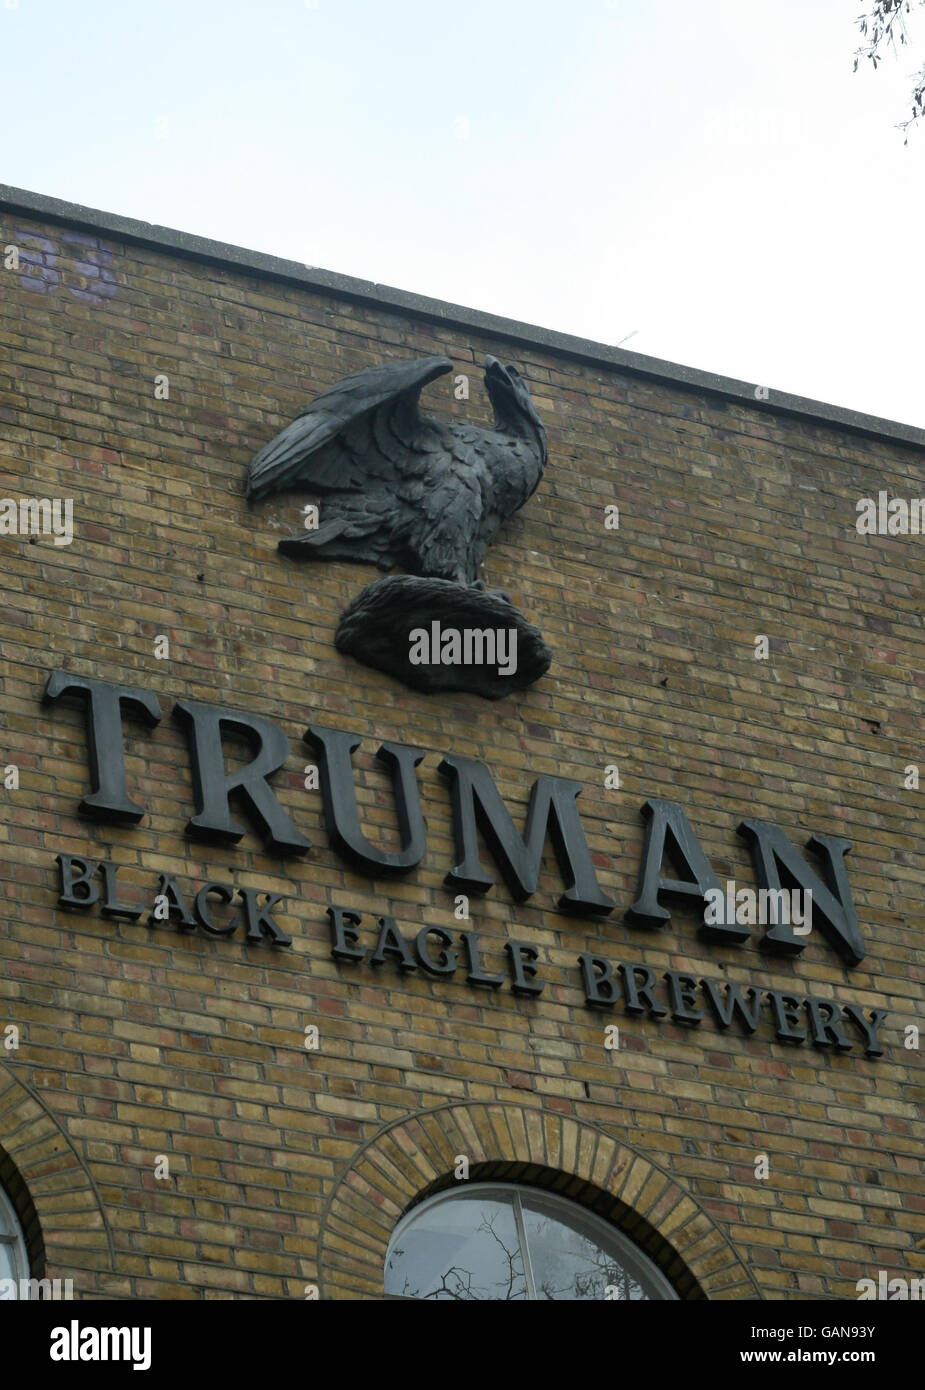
[2,183,923,452]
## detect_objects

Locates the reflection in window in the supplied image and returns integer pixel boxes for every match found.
[385,1183,678,1300]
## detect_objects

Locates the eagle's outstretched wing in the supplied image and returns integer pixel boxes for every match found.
[245,355,453,501]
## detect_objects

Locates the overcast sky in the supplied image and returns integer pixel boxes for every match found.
[2,0,923,427]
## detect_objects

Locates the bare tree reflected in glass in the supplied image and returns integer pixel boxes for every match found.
[384,1184,678,1301]
[396,1210,527,1300]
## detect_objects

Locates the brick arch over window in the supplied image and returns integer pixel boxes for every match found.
[318,1101,761,1300]
[0,1064,113,1283]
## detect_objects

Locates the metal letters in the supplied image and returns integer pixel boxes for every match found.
[42,673,869,969]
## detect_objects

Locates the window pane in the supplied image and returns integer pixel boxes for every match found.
[0,1185,27,1287]
[521,1193,651,1300]
[385,1193,528,1300]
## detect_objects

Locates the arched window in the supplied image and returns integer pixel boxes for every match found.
[0,1181,29,1290]
[384,1182,679,1300]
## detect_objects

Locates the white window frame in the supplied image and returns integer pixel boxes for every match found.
[0,1182,30,1294]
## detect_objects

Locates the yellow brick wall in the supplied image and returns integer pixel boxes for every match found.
[0,208,922,1299]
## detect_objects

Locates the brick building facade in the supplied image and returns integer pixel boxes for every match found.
[0,185,922,1302]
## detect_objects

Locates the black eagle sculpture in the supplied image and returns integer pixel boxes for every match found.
[246,354,552,698]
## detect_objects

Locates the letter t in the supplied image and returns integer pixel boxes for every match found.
[43,671,162,824]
